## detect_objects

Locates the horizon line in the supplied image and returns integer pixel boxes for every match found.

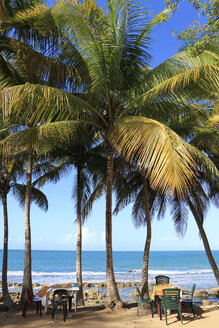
[2,248,219,252]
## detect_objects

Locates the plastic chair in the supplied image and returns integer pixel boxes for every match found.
[67,283,78,312]
[181,284,196,316]
[159,288,183,325]
[155,275,170,285]
[52,289,68,322]
[135,287,154,317]
[22,288,42,317]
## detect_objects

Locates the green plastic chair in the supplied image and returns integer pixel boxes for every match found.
[181,284,196,316]
[155,275,170,285]
[159,288,183,325]
[135,287,154,318]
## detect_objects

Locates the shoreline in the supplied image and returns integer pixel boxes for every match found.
[1,281,219,307]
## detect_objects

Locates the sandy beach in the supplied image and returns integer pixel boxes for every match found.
[0,303,219,328]
[1,282,219,327]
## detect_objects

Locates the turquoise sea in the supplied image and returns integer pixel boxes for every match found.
[0,250,219,291]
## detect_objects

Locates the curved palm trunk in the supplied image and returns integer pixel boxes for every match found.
[1,190,15,308]
[106,143,122,307]
[76,166,84,305]
[141,177,151,299]
[187,198,219,285]
[22,151,33,301]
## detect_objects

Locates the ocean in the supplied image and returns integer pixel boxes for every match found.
[0,249,218,292]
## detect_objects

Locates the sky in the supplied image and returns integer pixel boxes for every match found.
[1,0,218,252]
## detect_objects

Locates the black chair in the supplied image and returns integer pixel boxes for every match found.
[155,275,170,285]
[52,289,68,322]
[135,287,154,317]
[181,284,196,316]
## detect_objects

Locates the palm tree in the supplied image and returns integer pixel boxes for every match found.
[32,131,106,305]
[1,0,218,306]
[187,192,219,285]
[0,0,75,300]
[169,119,219,285]
[113,163,166,299]
[0,136,20,308]
[0,128,49,307]
[169,179,219,285]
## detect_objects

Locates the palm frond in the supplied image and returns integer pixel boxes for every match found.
[0,83,107,126]
[170,193,188,237]
[32,160,71,188]
[131,187,146,227]
[12,183,48,211]
[140,64,219,104]
[110,116,196,195]
[81,178,104,222]
[0,54,26,88]
[187,143,219,186]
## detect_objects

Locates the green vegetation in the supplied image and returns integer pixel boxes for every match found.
[0,0,218,309]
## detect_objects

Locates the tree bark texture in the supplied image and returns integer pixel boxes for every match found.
[2,190,15,308]
[22,151,33,301]
[187,197,219,285]
[105,143,122,307]
[76,166,84,305]
[141,177,151,299]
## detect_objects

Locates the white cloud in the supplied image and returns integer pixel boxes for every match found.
[82,227,96,244]
[54,227,105,250]
[63,233,74,243]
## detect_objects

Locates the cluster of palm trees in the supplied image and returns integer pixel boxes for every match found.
[0,0,218,309]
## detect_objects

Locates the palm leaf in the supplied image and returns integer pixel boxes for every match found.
[32,160,71,188]
[170,192,188,237]
[110,116,197,195]
[140,64,219,104]
[12,183,48,211]
[187,143,219,186]
[0,83,107,126]
[81,178,104,222]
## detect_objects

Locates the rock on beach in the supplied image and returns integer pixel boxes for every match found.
[1,281,218,307]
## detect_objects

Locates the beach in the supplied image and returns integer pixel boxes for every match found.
[1,249,219,326]
[0,303,219,328]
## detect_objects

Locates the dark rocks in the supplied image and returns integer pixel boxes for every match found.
[209,287,219,297]
[194,290,209,299]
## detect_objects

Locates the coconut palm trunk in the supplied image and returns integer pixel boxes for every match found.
[22,151,33,300]
[105,142,122,307]
[187,197,219,285]
[141,177,151,299]
[76,166,84,305]
[1,189,15,308]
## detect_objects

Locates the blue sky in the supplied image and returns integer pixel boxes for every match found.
[1,0,218,252]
